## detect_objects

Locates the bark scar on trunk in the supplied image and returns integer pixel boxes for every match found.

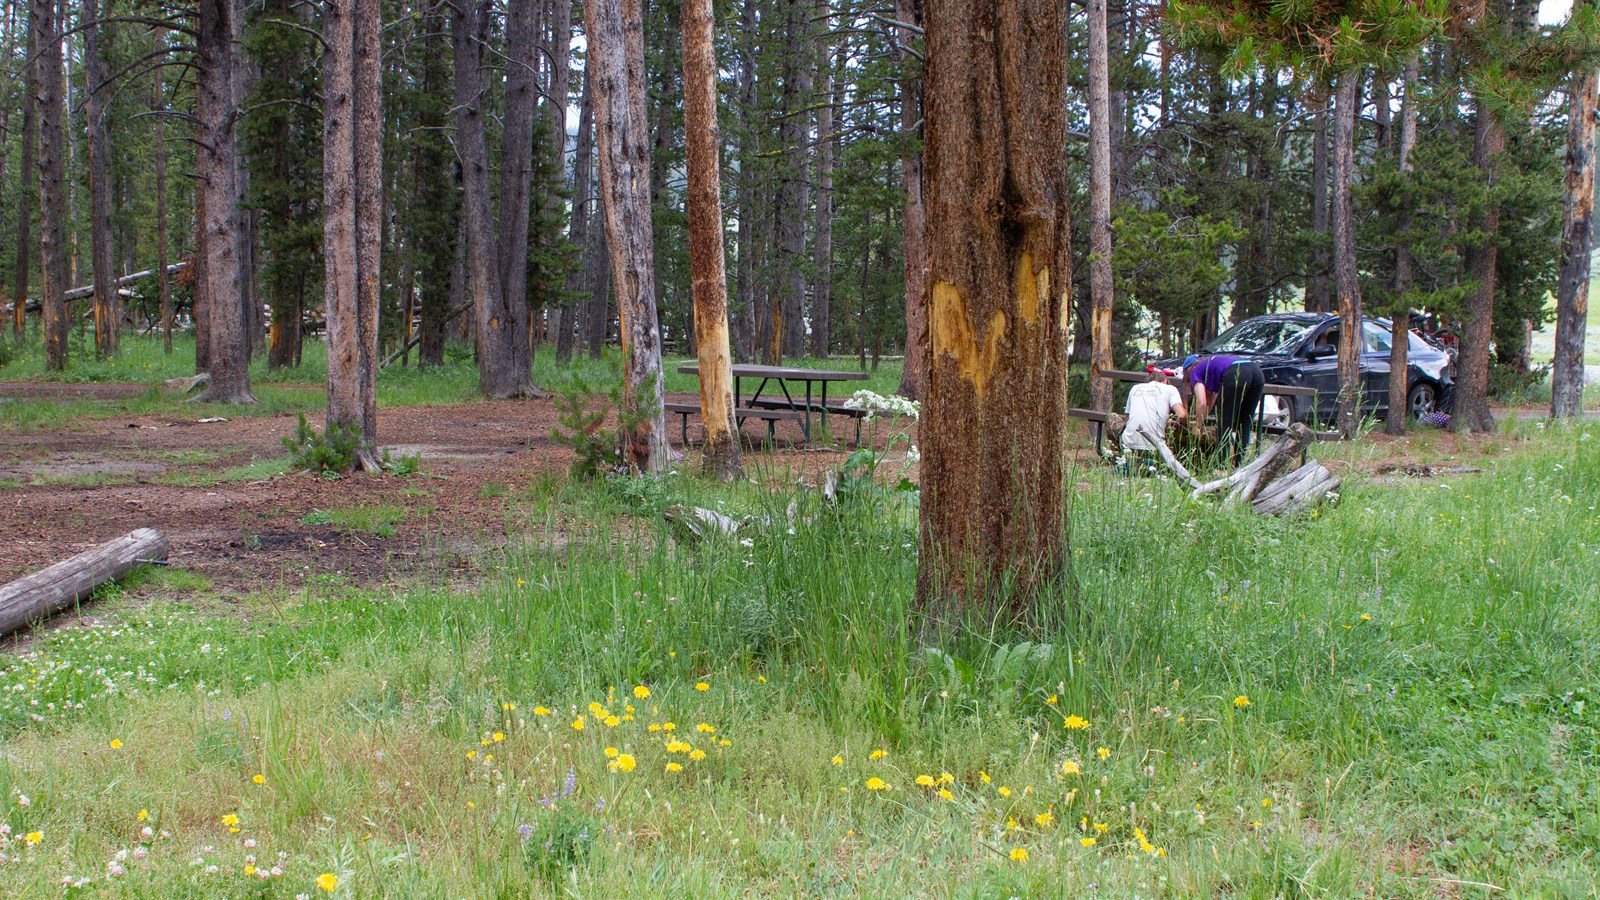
[1014,251,1046,325]
[931,280,1006,396]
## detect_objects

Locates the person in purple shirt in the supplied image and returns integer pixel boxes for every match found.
[1181,353,1264,465]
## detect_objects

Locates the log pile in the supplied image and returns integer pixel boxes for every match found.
[0,529,169,638]
[1130,422,1339,516]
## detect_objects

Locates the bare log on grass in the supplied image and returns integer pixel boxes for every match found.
[1192,423,1311,499]
[1137,422,1337,516]
[1132,425,1203,491]
[0,529,169,638]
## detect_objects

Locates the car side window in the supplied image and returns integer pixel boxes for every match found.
[1363,322,1392,354]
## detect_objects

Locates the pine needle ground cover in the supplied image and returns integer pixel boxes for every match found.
[0,426,1596,897]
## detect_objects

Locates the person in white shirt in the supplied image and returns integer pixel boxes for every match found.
[1121,368,1187,454]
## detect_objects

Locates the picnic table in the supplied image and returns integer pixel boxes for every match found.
[1070,368,1328,456]
[674,363,870,444]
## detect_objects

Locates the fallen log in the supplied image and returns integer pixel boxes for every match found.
[0,529,169,638]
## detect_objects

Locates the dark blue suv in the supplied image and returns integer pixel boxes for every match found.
[1160,312,1454,426]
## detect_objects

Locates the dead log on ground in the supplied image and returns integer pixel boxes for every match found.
[1139,424,1339,516]
[0,529,169,638]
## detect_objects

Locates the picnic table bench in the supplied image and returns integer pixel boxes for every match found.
[675,364,870,445]
[663,401,806,446]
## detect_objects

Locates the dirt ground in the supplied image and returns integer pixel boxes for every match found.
[0,385,864,592]
[1,382,1545,595]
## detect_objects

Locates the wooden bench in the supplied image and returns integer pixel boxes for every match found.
[746,398,867,444]
[1068,408,1114,455]
[664,402,806,447]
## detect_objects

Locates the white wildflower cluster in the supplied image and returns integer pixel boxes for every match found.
[842,390,919,422]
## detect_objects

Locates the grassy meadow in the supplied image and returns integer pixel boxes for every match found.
[0,412,1596,896]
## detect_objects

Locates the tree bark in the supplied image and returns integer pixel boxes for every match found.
[0,529,169,639]
[550,0,579,363]
[12,7,34,339]
[84,0,117,359]
[322,0,382,471]
[33,0,65,370]
[1554,62,1597,420]
[895,0,926,400]
[811,45,836,359]
[587,0,670,473]
[917,0,1073,621]
[1332,75,1363,437]
[1454,99,1503,433]
[1308,92,1330,313]
[1386,59,1418,436]
[493,0,541,395]
[154,35,172,354]
[682,0,742,480]
[774,0,812,362]
[192,0,255,402]
[1087,0,1114,411]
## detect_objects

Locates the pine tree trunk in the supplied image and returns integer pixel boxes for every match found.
[775,0,812,361]
[1309,93,1330,313]
[154,37,172,354]
[1386,59,1418,436]
[322,0,381,469]
[918,0,1073,622]
[682,0,742,480]
[414,17,454,369]
[894,0,926,400]
[454,0,510,394]
[1332,75,1363,437]
[549,0,578,362]
[33,0,65,370]
[1454,100,1502,434]
[811,46,835,359]
[587,0,670,473]
[731,0,759,363]
[491,0,541,396]
[13,10,34,339]
[1087,0,1114,412]
[564,63,595,363]
[85,0,117,359]
[1553,64,1596,420]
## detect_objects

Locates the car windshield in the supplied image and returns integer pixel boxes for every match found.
[1203,319,1314,356]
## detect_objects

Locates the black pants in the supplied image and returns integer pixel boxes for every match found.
[1217,361,1264,465]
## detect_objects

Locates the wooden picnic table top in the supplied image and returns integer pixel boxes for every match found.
[677,363,870,382]
[1101,368,1317,397]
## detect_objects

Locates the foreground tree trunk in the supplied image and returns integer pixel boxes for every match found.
[1086,0,1114,411]
[85,0,117,359]
[587,0,670,473]
[33,0,66,370]
[681,0,742,480]
[1386,59,1418,436]
[895,0,926,400]
[322,0,382,470]
[1332,75,1362,437]
[192,0,255,402]
[1554,62,1597,420]
[1454,99,1503,434]
[12,12,34,339]
[917,0,1073,621]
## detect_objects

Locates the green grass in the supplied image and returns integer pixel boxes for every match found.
[299,503,409,538]
[156,456,296,487]
[2,426,1594,896]
[1532,278,1600,366]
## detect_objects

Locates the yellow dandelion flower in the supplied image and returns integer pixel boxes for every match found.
[1093,822,1108,833]
[252,774,265,785]
[466,750,476,759]
[1080,837,1096,848]
[533,706,551,716]
[1233,695,1251,708]
[604,747,619,759]
[979,770,991,784]
[647,723,662,732]
[1096,747,1110,760]
[718,738,731,747]
[1046,694,1058,705]
[1036,811,1054,827]
[603,715,621,728]
[869,749,888,760]
[492,732,505,742]
[697,723,715,733]
[1063,714,1090,730]
[938,788,954,801]
[1009,847,1028,862]
[1360,614,1372,622]
[1261,798,1272,808]
[865,777,890,791]
[915,774,936,787]
[689,748,707,761]
[757,675,767,683]
[608,753,637,773]
[501,702,516,711]
[137,810,148,822]
[662,722,677,732]
[694,682,710,692]
[571,717,585,731]
[24,831,42,845]
[633,685,651,699]
[317,872,339,892]
[1006,817,1019,832]
[588,702,605,715]
[221,814,239,827]
[244,864,256,876]
[666,762,684,772]
[939,772,954,784]
[1061,760,1081,776]
[998,786,1012,798]
[109,738,124,749]
[831,755,843,766]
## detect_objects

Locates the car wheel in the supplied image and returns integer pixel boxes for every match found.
[1407,381,1437,418]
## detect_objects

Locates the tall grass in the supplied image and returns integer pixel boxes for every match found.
[0,426,1595,896]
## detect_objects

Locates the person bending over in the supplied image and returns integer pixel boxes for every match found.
[1182,353,1264,465]
[1121,367,1187,467]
